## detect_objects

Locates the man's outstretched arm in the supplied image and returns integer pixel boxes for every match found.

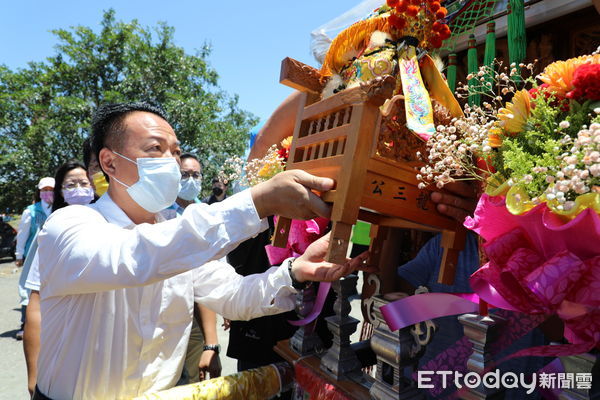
[194,233,373,321]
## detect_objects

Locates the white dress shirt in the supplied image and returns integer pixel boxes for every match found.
[36,191,297,399]
[24,249,41,291]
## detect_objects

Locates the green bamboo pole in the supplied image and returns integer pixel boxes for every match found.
[447,53,457,93]
[467,35,480,106]
[483,22,496,93]
[508,0,526,82]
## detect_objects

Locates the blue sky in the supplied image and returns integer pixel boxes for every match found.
[0,0,371,123]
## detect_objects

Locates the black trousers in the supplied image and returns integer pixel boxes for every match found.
[32,386,52,400]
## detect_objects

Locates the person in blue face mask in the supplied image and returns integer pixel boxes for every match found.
[33,102,373,400]
[163,153,204,217]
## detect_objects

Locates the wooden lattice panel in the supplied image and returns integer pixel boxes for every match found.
[292,105,352,164]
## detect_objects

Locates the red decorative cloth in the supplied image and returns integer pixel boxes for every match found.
[294,362,352,400]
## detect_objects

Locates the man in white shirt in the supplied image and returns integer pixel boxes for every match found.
[35,102,370,399]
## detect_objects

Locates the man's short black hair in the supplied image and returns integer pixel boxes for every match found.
[180,153,200,163]
[91,102,170,179]
[82,136,93,170]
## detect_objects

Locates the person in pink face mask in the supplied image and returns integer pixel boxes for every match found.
[14,177,55,340]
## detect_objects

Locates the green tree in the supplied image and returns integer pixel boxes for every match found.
[0,9,256,213]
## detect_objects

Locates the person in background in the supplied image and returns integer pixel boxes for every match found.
[161,153,222,384]
[14,177,54,340]
[162,153,203,217]
[226,218,298,374]
[247,92,302,162]
[23,160,94,396]
[203,177,227,205]
[83,136,109,197]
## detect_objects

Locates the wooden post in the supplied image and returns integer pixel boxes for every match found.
[458,314,506,399]
[438,227,466,285]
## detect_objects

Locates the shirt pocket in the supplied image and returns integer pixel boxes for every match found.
[160,272,194,324]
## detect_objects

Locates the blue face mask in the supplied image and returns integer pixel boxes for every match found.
[111,152,181,213]
[178,177,202,201]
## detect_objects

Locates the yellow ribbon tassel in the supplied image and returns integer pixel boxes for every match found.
[398,45,436,140]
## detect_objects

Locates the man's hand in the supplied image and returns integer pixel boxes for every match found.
[15,259,23,267]
[251,170,334,220]
[431,181,478,223]
[291,232,376,283]
[221,318,230,331]
[198,350,221,381]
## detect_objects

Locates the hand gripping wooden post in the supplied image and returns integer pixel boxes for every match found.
[272,57,466,284]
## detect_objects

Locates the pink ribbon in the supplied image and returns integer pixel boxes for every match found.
[288,282,331,326]
[470,230,600,349]
[381,194,600,356]
[265,217,329,266]
[465,194,600,352]
[381,293,481,332]
[265,217,331,327]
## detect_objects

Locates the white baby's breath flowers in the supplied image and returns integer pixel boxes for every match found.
[417,101,494,189]
[544,122,600,203]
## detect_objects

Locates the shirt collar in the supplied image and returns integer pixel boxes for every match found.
[90,193,136,228]
[91,193,167,227]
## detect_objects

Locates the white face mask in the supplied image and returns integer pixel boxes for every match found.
[62,187,95,205]
[178,177,202,201]
[111,151,181,213]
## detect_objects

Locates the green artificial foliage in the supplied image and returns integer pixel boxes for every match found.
[495,93,600,201]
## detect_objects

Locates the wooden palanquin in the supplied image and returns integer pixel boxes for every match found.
[273,57,466,284]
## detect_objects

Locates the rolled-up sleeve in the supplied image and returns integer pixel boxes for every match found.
[38,190,268,297]
[24,250,41,291]
[193,260,297,321]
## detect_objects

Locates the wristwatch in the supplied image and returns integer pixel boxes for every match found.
[203,344,221,354]
[288,258,312,290]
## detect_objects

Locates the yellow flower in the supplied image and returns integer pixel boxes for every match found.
[487,123,504,148]
[280,136,293,150]
[257,164,277,178]
[538,54,600,97]
[497,89,531,135]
